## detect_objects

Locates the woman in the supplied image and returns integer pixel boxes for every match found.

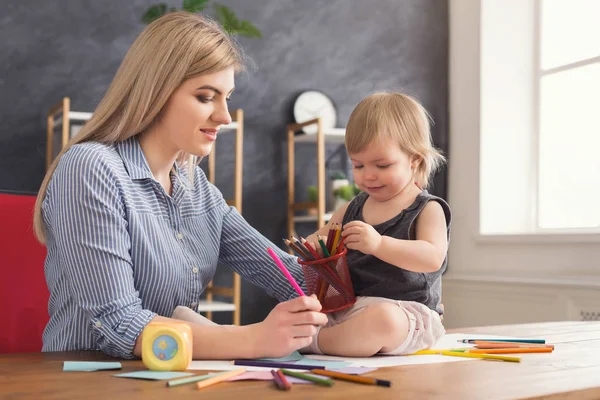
[33,12,326,360]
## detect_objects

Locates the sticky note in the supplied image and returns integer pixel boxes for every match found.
[114,371,194,380]
[63,361,122,372]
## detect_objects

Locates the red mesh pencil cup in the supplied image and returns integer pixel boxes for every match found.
[298,248,356,313]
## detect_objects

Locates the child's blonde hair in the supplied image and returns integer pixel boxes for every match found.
[33,12,244,243]
[345,92,445,189]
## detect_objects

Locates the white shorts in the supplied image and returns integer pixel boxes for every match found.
[305,296,445,356]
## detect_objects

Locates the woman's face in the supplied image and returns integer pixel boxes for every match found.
[157,67,235,157]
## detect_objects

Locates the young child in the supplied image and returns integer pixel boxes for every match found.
[303,92,451,357]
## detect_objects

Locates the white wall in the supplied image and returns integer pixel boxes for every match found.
[444,0,600,329]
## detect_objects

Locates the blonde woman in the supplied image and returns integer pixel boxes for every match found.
[34,12,326,360]
[305,92,450,357]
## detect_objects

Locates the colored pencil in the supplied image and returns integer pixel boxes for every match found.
[233,360,325,370]
[196,368,246,389]
[166,372,219,387]
[300,237,321,259]
[474,342,554,350]
[468,347,553,354]
[325,225,336,253]
[335,235,345,254]
[458,338,545,344]
[293,237,335,299]
[271,369,291,390]
[413,349,521,362]
[292,237,316,260]
[267,248,306,296]
[316,234,331,257]
[299,237,352,300]
[284,239,313,261]
[300,238,344,284]
[310,369,391,387]
[280,369,334,387]
[330,225,342,254]
[283,239,308,260]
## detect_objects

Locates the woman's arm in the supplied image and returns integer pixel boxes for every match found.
[210,179,311,301]
[134,295,326,359]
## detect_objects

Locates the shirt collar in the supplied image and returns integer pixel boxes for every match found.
[115,136,154,181]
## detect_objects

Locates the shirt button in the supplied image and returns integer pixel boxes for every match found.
[191,302,198,309]
[192,267,199,274]
[176,233,183,240]
[95,321,102,328]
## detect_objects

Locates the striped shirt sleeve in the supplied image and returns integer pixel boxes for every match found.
[210,186,307,301]
[44,147,156,358]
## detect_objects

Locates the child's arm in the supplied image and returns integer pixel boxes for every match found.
[342,201,448,273]
[304,202,351,248]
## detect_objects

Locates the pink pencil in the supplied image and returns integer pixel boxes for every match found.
[267,248,306,297]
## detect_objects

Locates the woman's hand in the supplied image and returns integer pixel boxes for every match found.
[342,220,382,255]
[250,295,328,358]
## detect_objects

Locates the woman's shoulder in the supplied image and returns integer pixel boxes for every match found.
[60,141,119,165]
[53,142,123,184]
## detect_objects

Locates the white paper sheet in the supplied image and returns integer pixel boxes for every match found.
[303,333,520,367]
[188,333,520,371]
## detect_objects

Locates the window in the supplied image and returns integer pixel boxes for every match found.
[537,0,600,229]
[480,0,600,234]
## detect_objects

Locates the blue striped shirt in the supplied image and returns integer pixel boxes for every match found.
[41,137,305,358]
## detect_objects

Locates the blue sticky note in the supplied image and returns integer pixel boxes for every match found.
[294,358,352,369]
[63,361,122,372]
[114,371,194,380]
[257,351,303,362]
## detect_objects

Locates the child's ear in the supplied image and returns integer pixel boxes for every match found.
[410,155,423,170]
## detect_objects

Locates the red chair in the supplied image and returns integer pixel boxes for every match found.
[0,192,49,353]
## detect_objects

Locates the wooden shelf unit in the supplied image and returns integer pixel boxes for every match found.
[286,118,345,238]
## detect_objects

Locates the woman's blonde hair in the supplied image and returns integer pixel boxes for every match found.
[33,11,244,242]
[345,92,445,189]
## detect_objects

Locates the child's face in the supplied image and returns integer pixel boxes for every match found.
[350,138,416,201]
[156,67,235,158]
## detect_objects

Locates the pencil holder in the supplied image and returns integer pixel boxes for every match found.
[299,248,356,313]
[142,321,193,371]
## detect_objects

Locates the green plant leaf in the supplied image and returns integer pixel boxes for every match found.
[334,185,355,201]
[237,20,262,38]
[142,4,168,24]
[183,0,209,13]
[307,185,318,202]
[213,3,240,34]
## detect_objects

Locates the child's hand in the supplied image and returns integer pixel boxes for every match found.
[342,220,382,255]
[305,234,327,257]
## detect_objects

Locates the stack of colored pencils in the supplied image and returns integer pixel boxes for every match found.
[414,338,554,363]
[283,224,351,301]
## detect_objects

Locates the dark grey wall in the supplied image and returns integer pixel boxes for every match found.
[0,0,448,324]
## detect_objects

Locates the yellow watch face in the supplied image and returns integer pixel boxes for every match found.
[152,334,178,361]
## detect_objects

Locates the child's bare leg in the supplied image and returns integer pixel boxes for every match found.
[318,303,410,357]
